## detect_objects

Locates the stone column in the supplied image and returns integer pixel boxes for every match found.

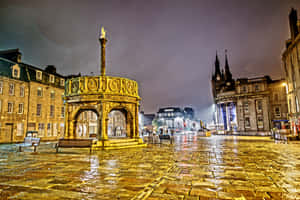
[135,106,139,138]
[64,103,69,138]
[226,104,231,131]
[126,114,131,138]
[101,116,108,140]
[99,37,107,76]
[132,114,136,138]
[69,120,75,139]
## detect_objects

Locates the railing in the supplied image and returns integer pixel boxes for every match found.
[65,76,139,98]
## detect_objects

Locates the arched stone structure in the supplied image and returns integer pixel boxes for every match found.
[63,30,144,149]
[73,107,101,139]
[63,76,142,148]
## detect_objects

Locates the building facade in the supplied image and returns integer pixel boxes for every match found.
[0,49,65,143]
[282,8,300,135]
[212,52,288,133]
[155,107,198,133]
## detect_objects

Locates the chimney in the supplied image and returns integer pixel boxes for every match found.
[99,27,107,76]
[289,8,299,40]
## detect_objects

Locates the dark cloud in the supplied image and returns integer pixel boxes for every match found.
[1,0,300,121]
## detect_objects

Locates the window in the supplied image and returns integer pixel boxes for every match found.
[38,123,45,137]
[242,86,247,93]
[50,91,55,99]
[245,117,250,128]
[37,87,43,97]
[255,84,260,92]
[37,104,42,116]
[20,86,24,97]
[257,117,264,129]
[89,125,96,134]
[8,102,13,113]
[50,105,55,117]
[13,69,19,78]
[9,83,14,95]
[17,123,24,136]
[47,123,52,137]
[0,81,2,94]
[244,101,249,113]
[275,107,281,117]
[36,71,42,80]
[257,100,262,112]
[274,93,279,101]
[28,123,36,131]
[60,123,64,136]
[49,75,55,83]
[61,107,65,118]
[18,103,24,114]
[60,78,65,86]
[12,65,20,78]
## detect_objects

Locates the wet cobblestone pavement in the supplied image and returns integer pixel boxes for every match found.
[1,135,300,200]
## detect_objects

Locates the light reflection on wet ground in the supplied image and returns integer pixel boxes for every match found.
[0,135,300,199]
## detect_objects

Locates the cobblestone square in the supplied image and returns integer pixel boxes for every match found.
[1,135,300,199]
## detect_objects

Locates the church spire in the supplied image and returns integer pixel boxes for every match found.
[224,49,232,81]
[214,51,221,80]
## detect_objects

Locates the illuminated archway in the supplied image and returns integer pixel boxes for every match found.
[75,110,99,139]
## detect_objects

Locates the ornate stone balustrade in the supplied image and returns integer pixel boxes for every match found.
[65,76,139,98]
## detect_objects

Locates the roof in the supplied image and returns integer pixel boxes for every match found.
[158,107,183,113]
[0,49,65,88]
[0,48,21,55]
[0,57,29,82]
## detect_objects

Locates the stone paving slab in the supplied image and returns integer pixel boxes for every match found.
[1,135,300,199]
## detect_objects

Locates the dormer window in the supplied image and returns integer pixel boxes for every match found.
[12,64,20,79]
[60,78,65,86]
[36,70,42,81]
[49,75,55,83]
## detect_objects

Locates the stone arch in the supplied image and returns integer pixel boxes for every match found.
[71,105,101,139]
[107,105,134,138]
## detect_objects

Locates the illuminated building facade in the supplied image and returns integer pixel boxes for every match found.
[282,8,300,135]
[212,52,288,133]
[0,49,65,143]
[156,107,197,132]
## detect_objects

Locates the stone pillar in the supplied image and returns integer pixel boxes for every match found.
[135,106,139,138]
[126,115,131,138]
[226,104,231,131]
[101,115,108,140]
[99,38,107,76]
[105,118,109,139]
[132,114,136,138]
[64,103,69,138]
[97,117,102,141]
[215,104,220,130]
[69,120,75,139]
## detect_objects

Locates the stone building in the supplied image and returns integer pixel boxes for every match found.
[211,52,288,134]
[155,107,197,132]
[282,8,300,135]
[0,49,65,143]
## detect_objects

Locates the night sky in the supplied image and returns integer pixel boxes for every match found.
[1,0,300,122]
